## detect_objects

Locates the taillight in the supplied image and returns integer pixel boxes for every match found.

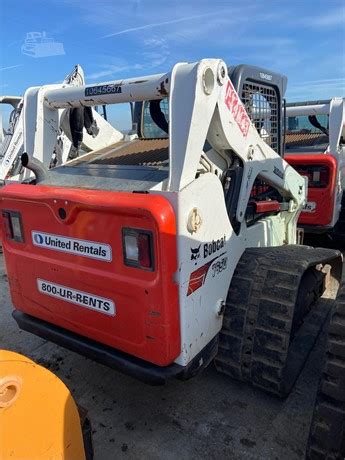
[295,165,330,188]
[122,228,154,270]
[2,211,24,242]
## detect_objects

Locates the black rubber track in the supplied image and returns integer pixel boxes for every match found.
[328,195,345,248]
[214,245,341,398]
[307,283,345,459]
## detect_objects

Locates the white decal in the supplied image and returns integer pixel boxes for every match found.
[37,279,115,316]
[32,231,112,262]
[224,80,251,137]
[303,201,317,213]
[0,124,23,178]
[259,72,273,81]
[3,129,23,166]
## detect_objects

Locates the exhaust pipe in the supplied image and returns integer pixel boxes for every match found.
[21,152,48,182]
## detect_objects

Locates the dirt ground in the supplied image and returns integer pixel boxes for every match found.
[0,252,336,460]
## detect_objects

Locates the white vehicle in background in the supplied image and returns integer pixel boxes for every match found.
[0,65,123,183]
[284,98,345,240]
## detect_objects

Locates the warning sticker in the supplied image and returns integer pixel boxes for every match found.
[37,279,115,316]
[32,231,112,262]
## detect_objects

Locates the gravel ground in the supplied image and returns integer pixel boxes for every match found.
[0,252,337,460]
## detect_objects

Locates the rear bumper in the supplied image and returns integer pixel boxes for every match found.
[12,310,218,385]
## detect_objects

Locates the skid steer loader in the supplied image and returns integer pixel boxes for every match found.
[0,59,342,398]
[0,65,122,183]
[284,99,345,241]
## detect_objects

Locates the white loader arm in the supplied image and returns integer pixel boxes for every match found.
[0,97,24,180]
[0,66,124,181]
[167,61,305,221]
[286,98,345,155]
[27,59,306,227]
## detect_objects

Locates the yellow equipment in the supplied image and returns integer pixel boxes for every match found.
[0,350,89,459]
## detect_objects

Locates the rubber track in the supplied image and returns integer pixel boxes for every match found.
[334,194,345,235]
[307,283,345,459]
[214,245,341,397]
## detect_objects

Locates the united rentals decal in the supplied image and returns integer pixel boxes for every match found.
[32,231,112,262]
[37,279,115,316]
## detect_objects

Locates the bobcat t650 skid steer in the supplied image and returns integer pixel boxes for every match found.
[0,59,342,398]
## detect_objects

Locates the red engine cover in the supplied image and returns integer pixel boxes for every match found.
[0,184,180,366]
[285,154,338,227]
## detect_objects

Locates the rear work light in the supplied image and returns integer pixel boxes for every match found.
[2,211,24,242]
[122,228,154,270]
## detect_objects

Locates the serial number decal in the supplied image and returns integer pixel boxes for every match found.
[259,72,273,81]
[32,231,112,262]
[211,256,228,278]
[224,80,251,137]
[85,84,122,97]
[37,279,115,316]
[303,201,317,213]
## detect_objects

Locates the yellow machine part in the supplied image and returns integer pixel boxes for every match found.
[0,349,86,459]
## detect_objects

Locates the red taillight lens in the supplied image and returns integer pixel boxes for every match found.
[123,228,153,270]
[2,211,24,242]
[137,233,152,268]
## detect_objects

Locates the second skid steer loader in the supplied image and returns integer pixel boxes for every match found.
[0,65,123,183]
[0,59,342,397]
[284,99,345,241]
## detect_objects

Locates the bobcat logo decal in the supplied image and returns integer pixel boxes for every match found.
[190,245,201,262]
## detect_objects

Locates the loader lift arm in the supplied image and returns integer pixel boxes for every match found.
[25,60,306,233]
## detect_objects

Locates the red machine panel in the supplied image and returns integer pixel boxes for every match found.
[0,184,180,366]
[285,154,338,226]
